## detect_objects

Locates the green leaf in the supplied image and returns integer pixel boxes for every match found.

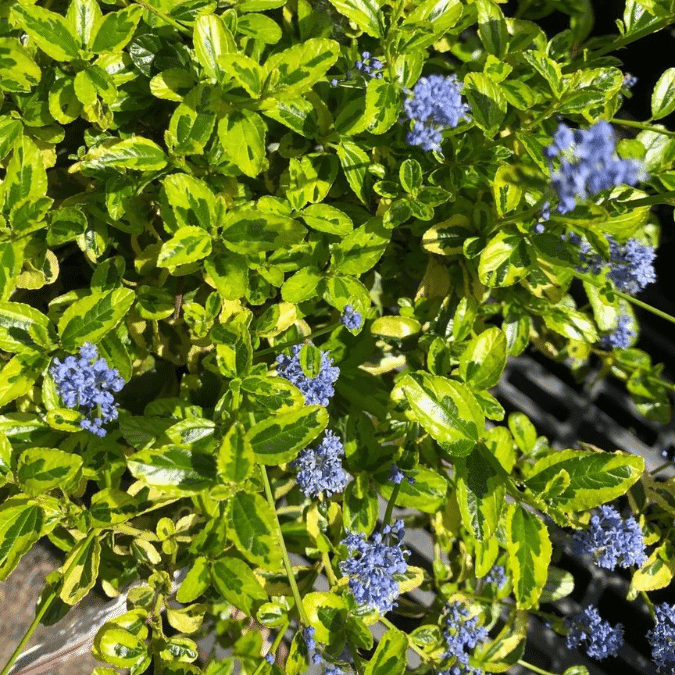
[60,534,101,604]
[163,173,217,231]
[422,215,472,256]
[300,204,353,235]
[0,136,47,215]
[281,266,325,304]
[127,446,217,494]
[455,443,506,541]
[0,302,55,353]
[0,497,43,581]
[176,557,210,603]
[539,567,575,603]
[205,253,248,301]
[264,38,339,99]
[240,376,304,412]
[398,372,484,457]
[0,352,49,407]
[212,556,268,615]
[11,3,80,61]
[399,159,422,193]
[150,68,195,101]
[218,422,255,483]
[343,476,378,535]
[522,50,564,98]
[505,503,552,608]
[476,0,508,58]
[376,466,448,513]
[193,14,235,81]
[333,216,390,275]
[167,85,217,156]
[363,78,400,134]
[228,492,283,571]
[370,316,421,338]
[89,489,137,526]
[212,320,252,378]
[58,287,134,351]
[0,117,22,163]
[248,405,328,464]
[89,6,143,53]
[337,140,370,204]
[299,343,323,378]
[221,209,306,255]
[66,0,102,47]
[326,0,384,37]
[287,153,339,209]
[631,543,675,592]
[261,97,318,138]
[463,72,506,138]
[0,38,42,93]
[93,625,147,669]
[303,592,347,644]
[651,68,675,120]
[70,136,167,172]
[75,65,117,105]
[524,449,644,511]
[364,628,407,675]
[218,53,264,97]
[218,110,267,177]
[157,226,213,271]
[17,447,82,496]
[458,326,507,390]
[478,231,532,287]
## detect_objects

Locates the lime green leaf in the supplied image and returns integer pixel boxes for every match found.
[265,38,339,99]
[376,466,448,513]
[0,117,22,163]
[371,316,421,339]
[248,405,328,464]
[218,110,267,177]
[240,376,304,412]
[337,141,370,204]
[228,492,283,571]
[455,443,506,541]
[163,173,216,231]
[0,136,47,214]
[218,53,264,97]
[58,287,135,351]
[204,253,248,300]
[303,592,347,644]
[193,14,235,81]
[74,65,116,105]
[631,543,675,591]
[0,352,49,407]
[365,628,407,675]
[66,0,102,47]
[651,68,675,119]
[150,68,194,101]
[476,0,508,58]
[261,97,318,138]
[176,557,210,603]
[463,72,506,138]
[333,216,390,275]
[478,231,532,287]
[458,326,507,390]
[0,38,42,93]
[524,449,644,511]
[167,85,217,156]
[17,447,82,496]
[505,503,552,608]
[89,489,137,526]
[301,204,353,235]
[344,477,378,535]
[281,266,324,304]
[399,372,484,457]
[326,0,384,37]
[0,302,55,353]
[212,557,267,615]
[0,497,44,581]
[157,226,213,271]
[60,534,101,604]
[539,567,575,603]
[128,446,216,494]
[362,78,400,134]
[221,209,306,254]
[238,12,282,43]
[89,6,143,53]
[212,320,252,378]
[70,136,167,173]
[93,625,148,669]
[217,421,255,483]
[12,3,80,61]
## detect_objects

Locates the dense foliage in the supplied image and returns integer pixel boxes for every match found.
[2,0,675,674]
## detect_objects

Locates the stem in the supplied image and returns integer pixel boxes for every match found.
[611,118,675,138]
[641,590,656,621]
[251,619,290,675]
[517,660,558,675]
[321,551,337,587]
[650,461,673,476]
[382,482,401,529]
[255,322,339,358]
[260,467,310,625]
[0,530,97,675]
[132,0,191,34]
[575,271,675,327]
[623,189,675,208]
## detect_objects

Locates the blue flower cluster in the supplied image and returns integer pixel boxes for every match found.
[341,305,362,331]
[276,343,340,407]
[340,519,409,614]
[354,51,384,78]
[647,603,675,673]
[574,234,657,295]
[301,627,346,674]
[50,342,125,437]
[572,505,647,570]
[599,313,636,350]
[623,73,638,90]
[290,430,349,498]
[483,565,507,589]
[565,606,624,660]
[442,601,489,675]
[403,74,471,152]
[545,121,644,214]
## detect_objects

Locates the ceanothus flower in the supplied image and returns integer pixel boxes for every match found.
[276,343,340,407]
[483,565,507,589]
[50,342,125,437]
[290,430,349,498]
[442,601,489,673]
[341,305,362,330]
[545,120,644,214]
[572,505,647,570]
[565,606,624,660]
[354,51,384,79]
[599,313,636,350]
[403,74,470,152]
[340,519,409,613]
[647,603,675,673]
